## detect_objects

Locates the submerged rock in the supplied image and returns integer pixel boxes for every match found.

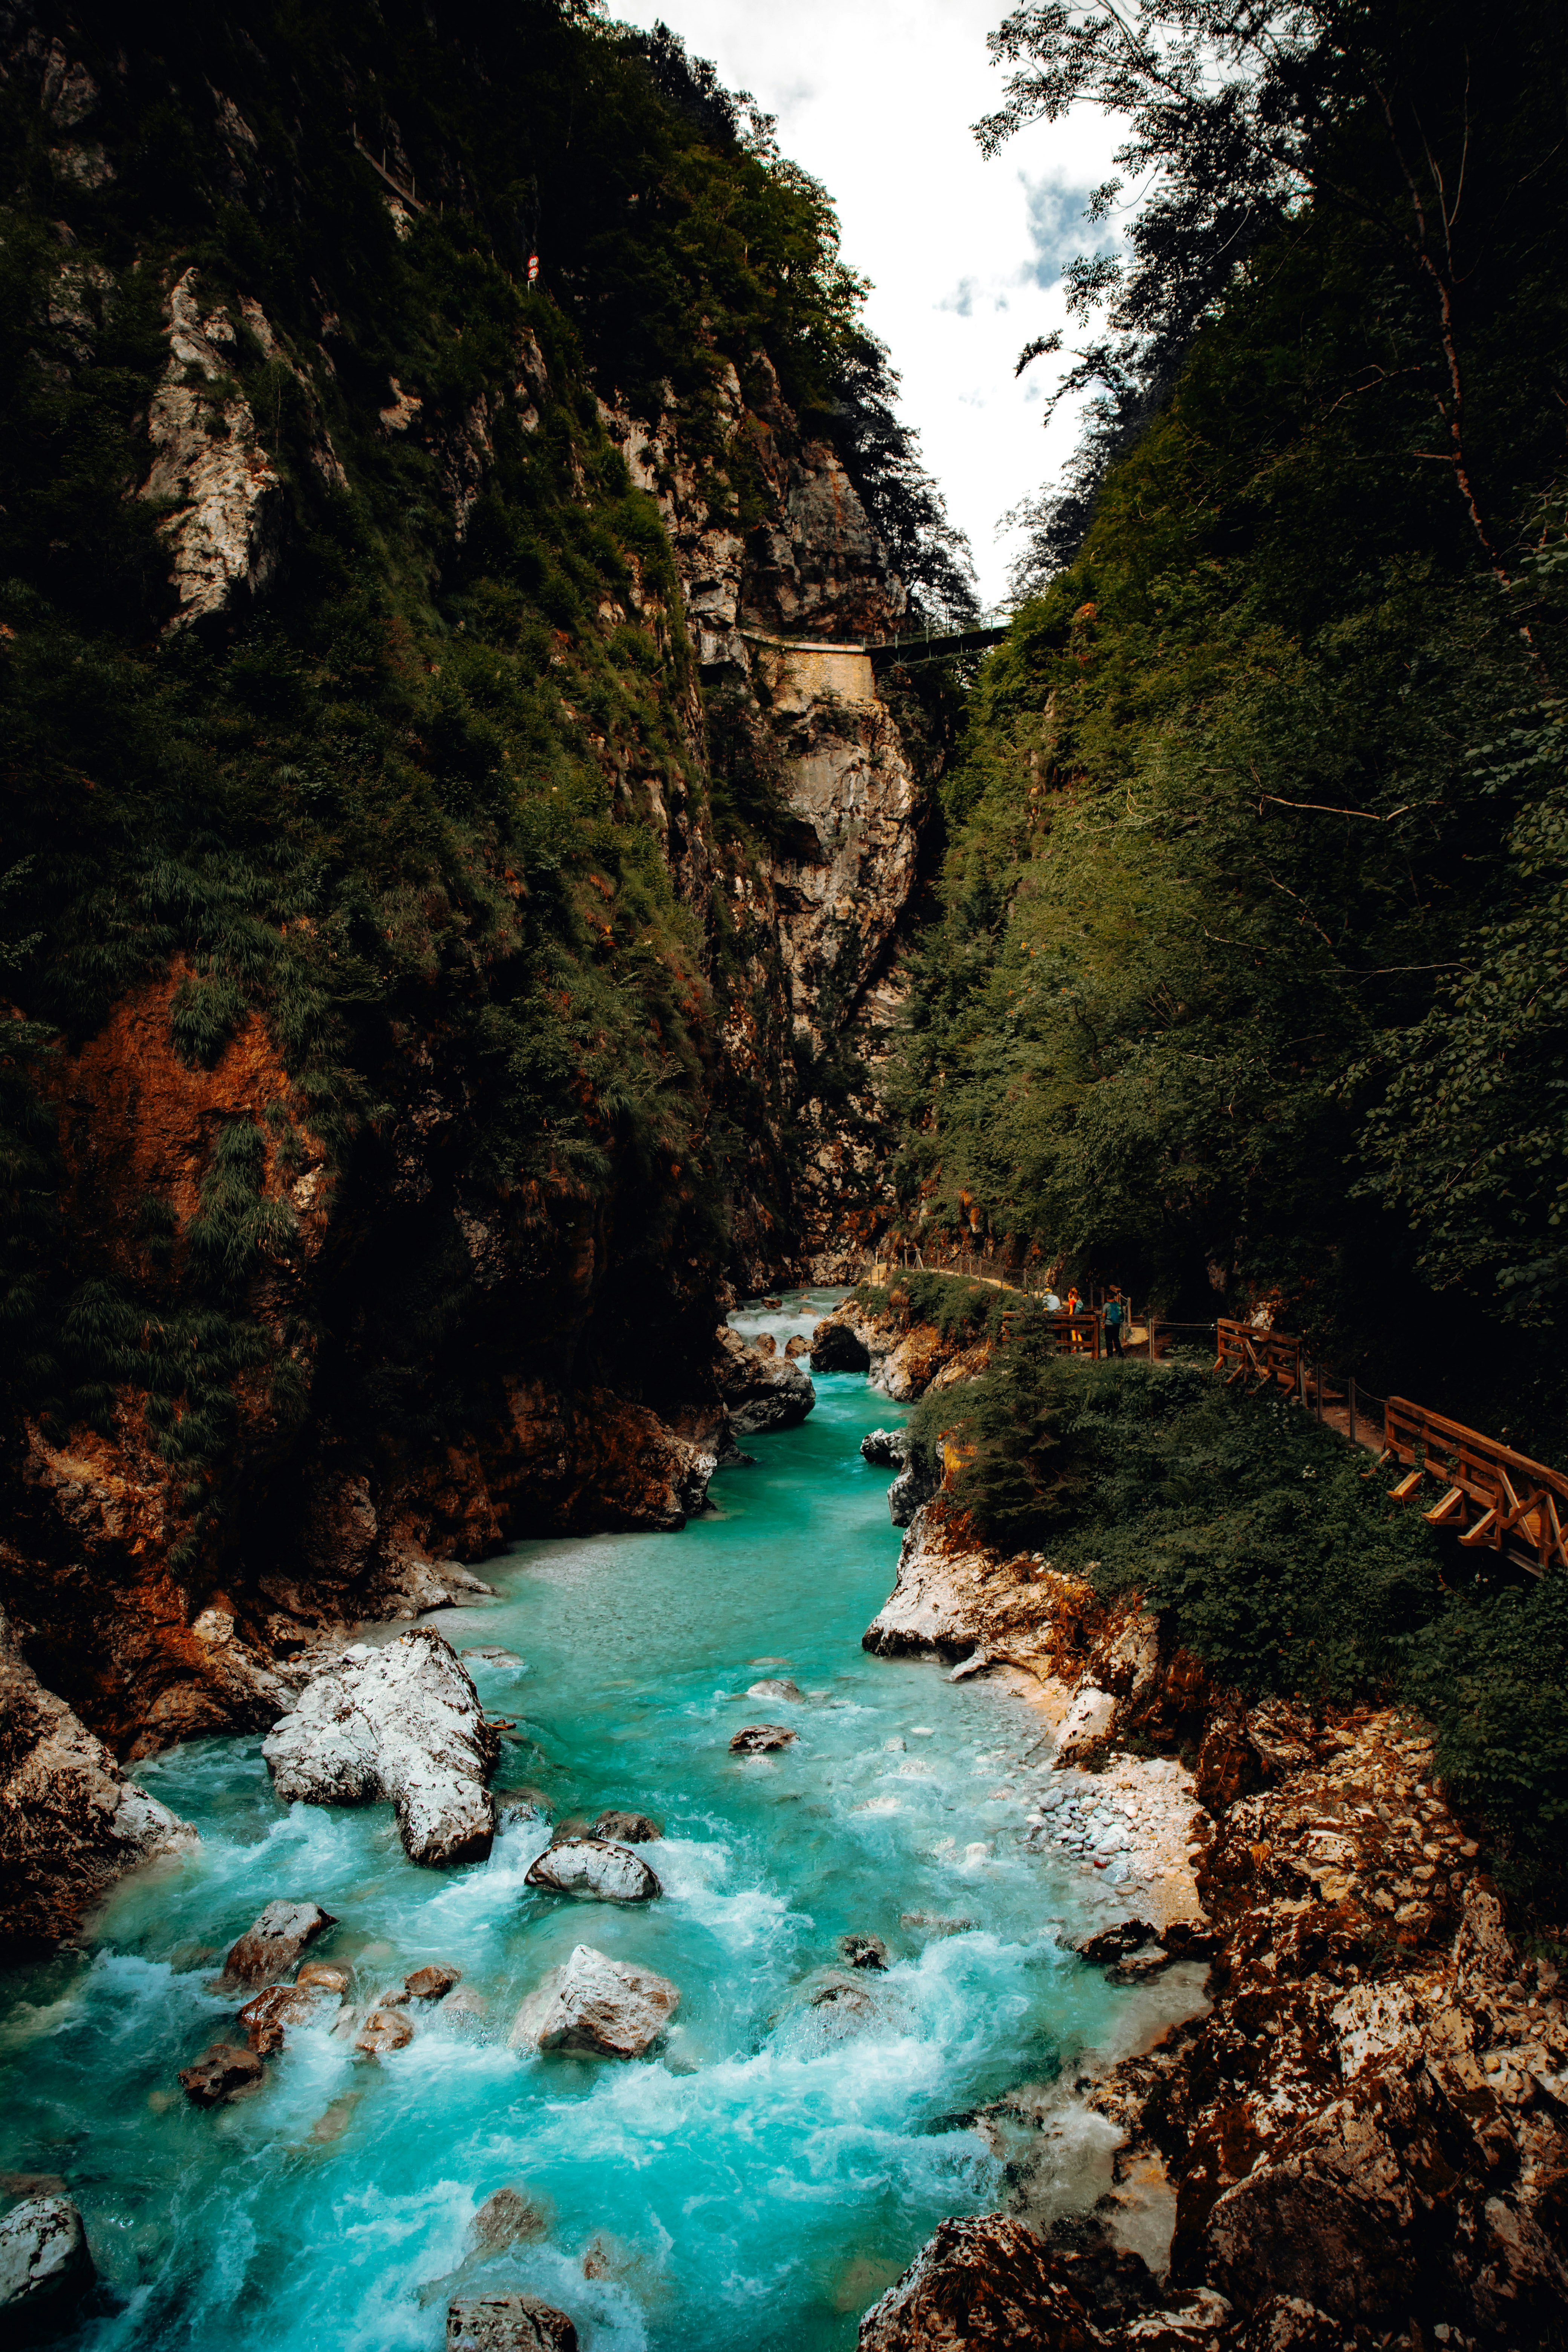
[0,2194,94,2334]
[525,1838,660,1902]
[222,1899,336,1986]
[496,1788,551,1829]
[839,1933,889,1971]
[356,2006,415,2054]
[801,1971,882,2039]
[178,2042,266,2105]
[406,1963,461,2001]
[448,2292,579,2351]
[296,1961,351,1994]
[729,1723,798,1753]
[471,2188,551,2248]
[746,1676,803,1703]
[591,1809,660,1843]
[714,1325,816,1436]
[262,1628,498,1867]
[509,1942,679,2058]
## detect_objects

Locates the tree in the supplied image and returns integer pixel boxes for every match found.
[981,0,1568,616]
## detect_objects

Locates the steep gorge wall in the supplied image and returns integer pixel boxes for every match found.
[600,354,928,1279]
[0,0,927,1845]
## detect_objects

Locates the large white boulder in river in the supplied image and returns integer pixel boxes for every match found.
[510,1943,679,2057]
[524,1837,660,1902]
[0,2194,94,2329]
[262,1628,498,1866]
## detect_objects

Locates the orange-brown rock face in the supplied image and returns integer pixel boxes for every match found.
[53,967,330,1274]
[0,1605,200,1948]
[1,954,725,1784]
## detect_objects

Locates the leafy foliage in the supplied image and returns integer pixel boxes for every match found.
[917,1341,1565,1886]
[854,1269,1014,1344]
[0,1,961,1494]
[885,5,1568,1441]
[910,1300,1087,1547]
[983,0,1568,590]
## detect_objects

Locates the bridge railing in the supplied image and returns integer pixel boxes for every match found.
[1383,1398,1568,1573]
[858,1269,1562,1575]
[867,608,1012,661]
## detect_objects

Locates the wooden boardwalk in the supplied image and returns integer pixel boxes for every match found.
[861,1263,1564,1576]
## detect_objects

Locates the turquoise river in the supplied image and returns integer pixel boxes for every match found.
[0,1292,1200,2351]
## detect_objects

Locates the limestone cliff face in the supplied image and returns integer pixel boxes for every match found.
[601,355,929,1283]
[0,2,932,1906]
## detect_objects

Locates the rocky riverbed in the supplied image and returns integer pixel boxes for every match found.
[4,1288,1562,2350]
[848,1466,1568,2349]
[6,1301,1214,2352]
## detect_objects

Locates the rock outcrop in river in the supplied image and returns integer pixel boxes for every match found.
[510,1944,680,2059]
[0,2190,96,2337]
[262,1630,498,1866]
[714,1327,816,1437]
[448,2290,579,2352]
[524,1838,662,1903]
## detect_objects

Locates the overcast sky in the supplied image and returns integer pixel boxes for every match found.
[613,0,1123,606]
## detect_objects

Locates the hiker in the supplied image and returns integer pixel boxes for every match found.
[1043,1287,1061,1313]
[1065,1285,1080,1316]
[1104,1290,1126,1356]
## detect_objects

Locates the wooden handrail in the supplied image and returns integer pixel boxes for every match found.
[865,1274,1563,1571]
[1050,1312,1102,1360]
[1215,1318,1302,1395]
[1384,1397,1568,1574]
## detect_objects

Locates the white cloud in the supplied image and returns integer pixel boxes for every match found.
[608,0,1123,604]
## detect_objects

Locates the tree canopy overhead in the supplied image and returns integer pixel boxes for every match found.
[983,0,1568,599]
[887,0,1568,1449]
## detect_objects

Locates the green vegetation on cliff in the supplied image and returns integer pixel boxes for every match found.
[0,2,960,1557]
[888,0,1568,1444]
[906,1332,1567,1902]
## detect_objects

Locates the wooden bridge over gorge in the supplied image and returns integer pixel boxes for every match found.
[860,1251,1567,1579]
[739,611,1011,698]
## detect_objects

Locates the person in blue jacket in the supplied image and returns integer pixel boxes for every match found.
[1103,1289,1126,1356]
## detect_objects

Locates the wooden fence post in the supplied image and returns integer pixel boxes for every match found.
[1348,1377,1357,1449]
